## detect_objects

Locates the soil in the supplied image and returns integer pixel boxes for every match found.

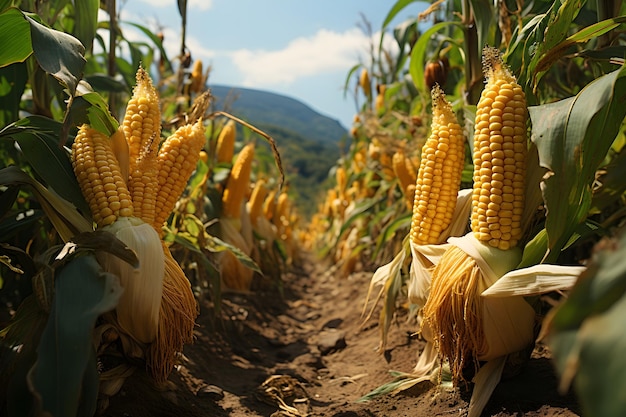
[101,253,581,417]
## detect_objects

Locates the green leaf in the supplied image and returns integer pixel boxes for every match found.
[123,21,173,73]
[73,0,99,53]
[0,8,32,67]
[31,255,122,417]
[1,116,91,216]
[529,65,626,261]
[0,62,28,126]
[469,0,496,49]
[75,89,119,135]
[533,16,626,88]
[25,12,86,95]
[409,21,463,97]
[84,73,127,93]
[0,166,93,241]
[549,228,626,417]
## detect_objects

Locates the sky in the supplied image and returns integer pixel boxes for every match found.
[116,0,431,130]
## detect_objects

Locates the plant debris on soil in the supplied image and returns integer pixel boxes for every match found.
[101,253,581,417]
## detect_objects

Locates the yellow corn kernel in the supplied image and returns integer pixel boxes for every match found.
[153,120,206,231]
[71,125,134,227]
[122,67,161,173]
[215,119,236,163]
[410,84,465,245]
[470,46,527,250]
[222,143,255,219]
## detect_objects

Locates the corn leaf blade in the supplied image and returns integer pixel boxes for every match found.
[529,65,626,261]
[31,255,122,417]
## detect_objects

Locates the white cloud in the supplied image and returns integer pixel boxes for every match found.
[135,0,213,11]
[229,28,371,87]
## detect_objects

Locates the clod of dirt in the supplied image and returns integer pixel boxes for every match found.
[316,329,347,355]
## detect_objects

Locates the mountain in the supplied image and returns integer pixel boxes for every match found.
[209,85,348,144]
[208,85,349,214]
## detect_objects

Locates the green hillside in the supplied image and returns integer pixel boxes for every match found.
[210,85,349,215]
[210,85,348,144]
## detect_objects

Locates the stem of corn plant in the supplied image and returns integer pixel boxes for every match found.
[461,0,482,105]
[177,0,188,100]
[107,0,118,113]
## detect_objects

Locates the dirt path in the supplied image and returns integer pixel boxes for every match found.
[102,254,581,417]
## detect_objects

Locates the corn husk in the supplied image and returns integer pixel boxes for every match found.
[220,216,254,290]
[407,188,473,308]
[417,233,583,417]
[98,216,165,344]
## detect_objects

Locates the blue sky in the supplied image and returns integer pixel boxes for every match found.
[116,1,430,130]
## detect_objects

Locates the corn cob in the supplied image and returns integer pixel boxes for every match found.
[392,149,417,209]
[215,119,236,163]
[153,120,206,231]
[359,68,371,97]
[72,125,165,345]
[410,84,465,245]
[247,179,268,225]
[336,166,347,199]
[420,48,532,393]
[471,46,527,251]
[127,133,160,224]
[263,189,278,220]
[122,67,161,173]
[222,143,255,219]
[189,59,204,94]
[71,125,134,227]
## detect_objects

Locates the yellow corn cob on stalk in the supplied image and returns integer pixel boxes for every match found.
[263,189,278,220]
[411,84,465,245]
[416,49,534,416]
[273,191,289,228]
[215,119,236,163]
[247,179,268,225]
[336,166,347,199]
[222,143,255,219]
[72,125,134,227]
[153,119,206,232]
[471,46,527,251]
[127,133,160,225]
[359,68,371,97]
[189,59,204,94]
[71,125,164,345]
[392,149,417,210]
[122,67,161,174]
[375,84,386,113]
